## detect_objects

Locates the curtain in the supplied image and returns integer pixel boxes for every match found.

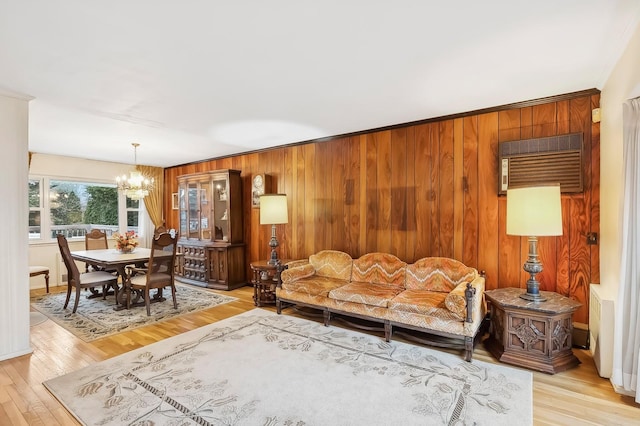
[612,97,640,403]
[136,165,164,229]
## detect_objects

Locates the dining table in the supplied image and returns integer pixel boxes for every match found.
[70,248,175,310]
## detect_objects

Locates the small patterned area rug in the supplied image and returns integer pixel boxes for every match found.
[30,284,236,342]
[44,309,532,425]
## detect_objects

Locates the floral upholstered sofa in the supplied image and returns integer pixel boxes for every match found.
[276,250,486,361]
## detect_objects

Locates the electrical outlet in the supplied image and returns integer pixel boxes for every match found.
[586,232,598,245]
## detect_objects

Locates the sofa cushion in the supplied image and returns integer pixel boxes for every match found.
[281,276,349,297]
[328,281,403,308]
[405,257,477,292]
[281,263,316,284]
[351,253,407,287]
[389,290,461,321]
[309,250,353,281]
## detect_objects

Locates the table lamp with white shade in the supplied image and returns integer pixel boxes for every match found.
[259,194,289,265]
[506,184,563,302]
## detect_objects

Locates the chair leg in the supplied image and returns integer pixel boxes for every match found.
[171,284,177,309]
[63,284,72,309]
[45,273,49,293]
[145,287,151,316]
[72,285,81,313]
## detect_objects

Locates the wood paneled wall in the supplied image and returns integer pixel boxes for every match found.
[164,91,600,322]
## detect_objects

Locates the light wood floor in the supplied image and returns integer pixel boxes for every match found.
[1,285,638,425]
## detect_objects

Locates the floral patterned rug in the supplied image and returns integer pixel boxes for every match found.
[44,309,532,425]
[30,284,236,341]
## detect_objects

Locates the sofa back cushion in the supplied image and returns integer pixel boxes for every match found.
[309,250,353,281]
[406,257,477,292]
[351,253,407,287]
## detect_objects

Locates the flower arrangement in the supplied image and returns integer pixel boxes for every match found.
[113,230,139,253]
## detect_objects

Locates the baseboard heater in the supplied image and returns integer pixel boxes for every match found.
[589,284,614,378]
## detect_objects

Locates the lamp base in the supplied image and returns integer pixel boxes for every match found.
[519,291,547,302]
[267,224,280,266]
[519,236,547,302]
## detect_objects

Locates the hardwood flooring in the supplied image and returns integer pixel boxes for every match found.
[1,285,638,425]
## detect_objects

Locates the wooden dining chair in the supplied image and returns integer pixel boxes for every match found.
[85,228,118,298]
[127,232,178,316]
[57,234,118,313]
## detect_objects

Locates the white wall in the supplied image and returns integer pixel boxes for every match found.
[0,94,31,361]
[600,21,640,301]
[28,153,142,289]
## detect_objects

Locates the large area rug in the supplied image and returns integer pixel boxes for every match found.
[44,309,532,425]
[31,284,236,341]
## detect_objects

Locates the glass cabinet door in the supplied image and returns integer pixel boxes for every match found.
[213,177,229,241]
[200,181,211,240]
[187,183,199,239]
[179,184,187,237]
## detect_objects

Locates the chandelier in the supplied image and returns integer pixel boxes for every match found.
[116,143,154,200]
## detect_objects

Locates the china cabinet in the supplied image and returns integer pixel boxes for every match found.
[176,169,245,290]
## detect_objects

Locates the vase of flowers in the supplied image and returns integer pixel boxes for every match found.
[113,230,139,253]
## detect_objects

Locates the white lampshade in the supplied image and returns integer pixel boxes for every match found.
[506,184,562,236]
[260,194,289,225]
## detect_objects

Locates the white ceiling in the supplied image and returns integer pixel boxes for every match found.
[2,1,639,168]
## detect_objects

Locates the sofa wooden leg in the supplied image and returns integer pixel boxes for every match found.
[276,300,282,314]
[323,309,331,326]
[384,321,392,342]
[464,336,473,362]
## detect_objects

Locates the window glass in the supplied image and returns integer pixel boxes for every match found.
[28,179,42,239]
[49,180,118,239]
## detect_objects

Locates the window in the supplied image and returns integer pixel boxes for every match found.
[28,179,42,239]
[28,177,142,241]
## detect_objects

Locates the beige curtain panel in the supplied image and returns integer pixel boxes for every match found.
[137,165,164,228]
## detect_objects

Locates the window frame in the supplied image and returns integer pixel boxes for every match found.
[27,175,143,244]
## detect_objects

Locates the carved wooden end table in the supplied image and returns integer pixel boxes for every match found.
[484,288,581,374]
[250,260,289,307]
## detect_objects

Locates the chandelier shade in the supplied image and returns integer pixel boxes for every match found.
[116,143,154,200]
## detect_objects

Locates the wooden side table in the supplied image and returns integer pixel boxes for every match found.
[484,287,581,374]
[250,260,289,307]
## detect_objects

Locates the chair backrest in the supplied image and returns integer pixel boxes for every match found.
[57,234,80,285]
[85,229,108,250]
[148,232,178,277]
[153,225,167,238]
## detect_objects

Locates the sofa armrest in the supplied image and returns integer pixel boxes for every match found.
[280,263,316,285]
[444,274,485,322]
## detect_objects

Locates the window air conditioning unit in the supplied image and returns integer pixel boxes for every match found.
[499,133,583,195]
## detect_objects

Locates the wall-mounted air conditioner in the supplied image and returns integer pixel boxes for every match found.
[499,133,583,195]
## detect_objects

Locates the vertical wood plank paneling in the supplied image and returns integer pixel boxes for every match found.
[405,127,417,262]
[477,113,499,289]
[429,123,441,256]
[294,146,306,259]
[365,134,378,253]
[376,131,392,253]
[391,128,408,260]
[330,138,347,253]
[303,144,316,256]
[282,146,293,260]
[346,136,361,257]
[453,118,464,261]
[439,120,455,259]
[569,96,592,323]
[497,109,521,288]
[590,94,601,284]
[315,141,330,250]
[414,124,431,259]
[358,136,368,256]
[462,116,479,269]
